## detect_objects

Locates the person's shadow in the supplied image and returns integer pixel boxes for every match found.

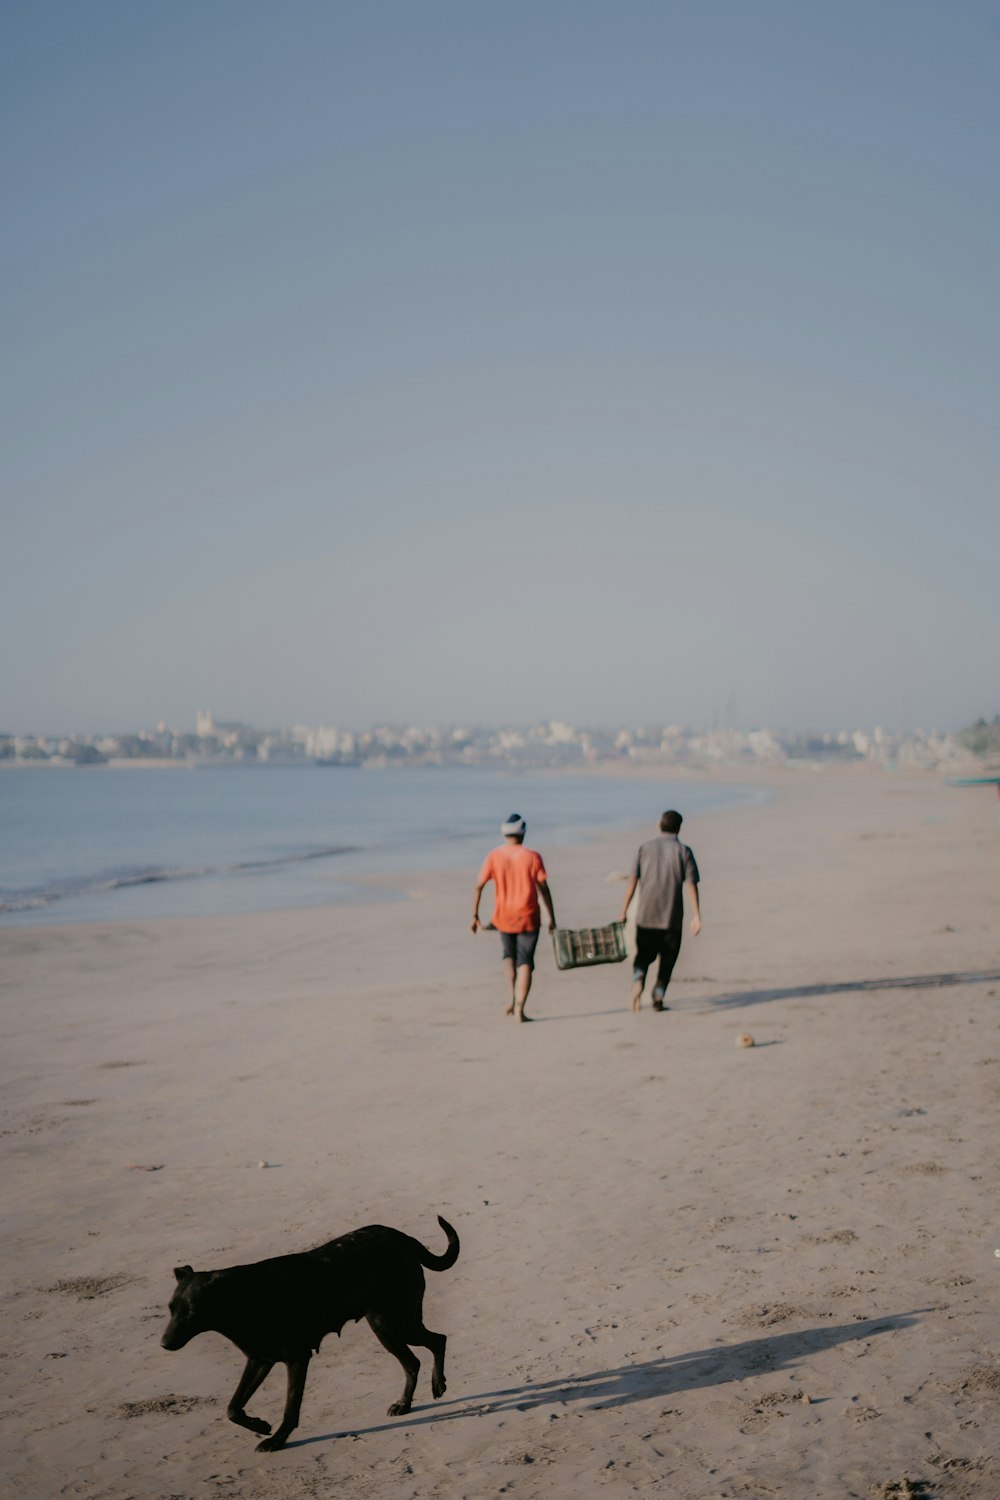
[539,966,1000,1023]
[293,1311,921,1445]
[701,967,1000,1012]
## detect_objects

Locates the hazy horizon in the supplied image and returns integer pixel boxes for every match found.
[4,2,999,738]
[2,707,977,745]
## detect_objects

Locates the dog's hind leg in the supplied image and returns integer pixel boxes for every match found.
[227,1357,274,1437]
[367,1313,421,1415]
[255,1354,310,1452]
[407,1323,447,1399]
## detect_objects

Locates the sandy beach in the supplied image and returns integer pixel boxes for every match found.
[2,767,998,1499]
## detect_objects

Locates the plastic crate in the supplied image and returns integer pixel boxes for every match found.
[551,921,627,970]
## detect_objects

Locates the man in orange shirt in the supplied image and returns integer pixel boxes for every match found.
[471,813,557,1022]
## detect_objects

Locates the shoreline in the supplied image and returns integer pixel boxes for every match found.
[3,756,990,936]
[0,767,768,932]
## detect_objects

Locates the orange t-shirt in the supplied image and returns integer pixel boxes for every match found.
[478,845,547,933]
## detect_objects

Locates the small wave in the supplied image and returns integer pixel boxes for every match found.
[107,866,209,890]
[0,845,362,916]
[0,893,55,914]
[225,845,358,874]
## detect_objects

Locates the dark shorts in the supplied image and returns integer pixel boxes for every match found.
[500,928,540,970]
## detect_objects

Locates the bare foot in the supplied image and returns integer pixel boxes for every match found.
[505,1002,515,1016]
[630,979,643,1013]
[515,1010,534,1022]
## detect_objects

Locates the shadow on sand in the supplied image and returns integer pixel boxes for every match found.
[701,967,1000,1013]
[292,1311,920,1446]
[538,967,1000,1024]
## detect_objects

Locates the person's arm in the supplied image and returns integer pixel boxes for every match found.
[471,880,487,933]
[471,853,496,933]
[686,879,701,936]
[537,877,557,932]
[619,873,638,924]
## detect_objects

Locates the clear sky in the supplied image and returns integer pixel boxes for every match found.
[3,0,999,736]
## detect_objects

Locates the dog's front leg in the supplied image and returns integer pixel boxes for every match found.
[255,1354,310,1452]
[227,1357,274,1436]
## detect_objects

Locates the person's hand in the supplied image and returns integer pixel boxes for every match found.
[690,913,702,936]
[548,919,557,933]
[470,916,481,934]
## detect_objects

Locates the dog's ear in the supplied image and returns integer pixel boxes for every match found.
[173,1265,194,1282]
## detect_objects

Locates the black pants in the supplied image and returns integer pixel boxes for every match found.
[632,926,682,996]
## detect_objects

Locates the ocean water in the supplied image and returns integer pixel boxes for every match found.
[0,766,762,927]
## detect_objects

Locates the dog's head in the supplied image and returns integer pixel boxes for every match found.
[161,1265,216,1351]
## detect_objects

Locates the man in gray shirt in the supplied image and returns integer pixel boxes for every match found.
[619,810,701,1012]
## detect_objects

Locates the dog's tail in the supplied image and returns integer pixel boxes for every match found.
[416,1215,460,1272]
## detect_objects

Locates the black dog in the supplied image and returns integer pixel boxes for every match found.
[161,1215,459,1451]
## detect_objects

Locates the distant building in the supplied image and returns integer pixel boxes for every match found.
[196,710,253,745]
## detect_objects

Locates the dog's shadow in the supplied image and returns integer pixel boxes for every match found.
[292,1311,919,1447]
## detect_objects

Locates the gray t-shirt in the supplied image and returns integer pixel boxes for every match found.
[633,833,700,930]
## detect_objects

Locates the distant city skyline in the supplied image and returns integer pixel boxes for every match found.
[4,3,998,736]
[0,700,988,742]
[1,713,979,778]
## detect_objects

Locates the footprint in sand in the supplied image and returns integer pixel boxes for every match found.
[737,1302,810,1329]
[117,1394,217,1417]
[45,1273,136,1300]
[802,1228,858,1245]
[735,1390,801,1432]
